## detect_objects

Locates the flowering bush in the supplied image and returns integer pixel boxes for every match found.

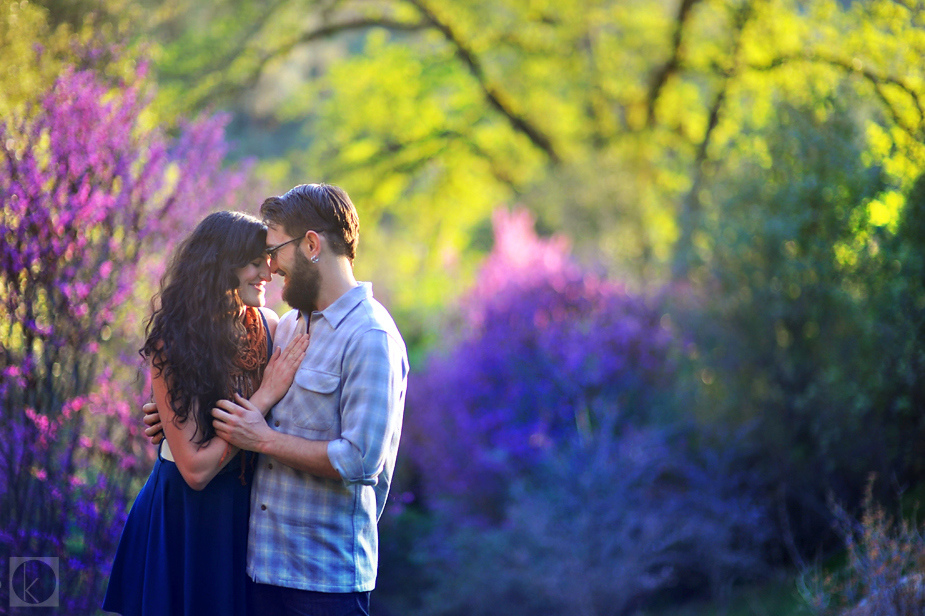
[388,209,777,614]
[0,58,254,612]
[412,426,771,616]
[406,208,677,520]
[800,478,925,616]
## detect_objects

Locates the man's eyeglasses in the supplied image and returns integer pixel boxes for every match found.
[265,237,301,260]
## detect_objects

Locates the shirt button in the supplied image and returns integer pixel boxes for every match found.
[268,463,273,469]
[260,504,267,511]
[274,420,280,427]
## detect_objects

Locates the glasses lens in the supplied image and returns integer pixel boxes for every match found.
[267,237,300,259]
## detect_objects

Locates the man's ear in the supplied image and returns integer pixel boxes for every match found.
[303,230,323,260]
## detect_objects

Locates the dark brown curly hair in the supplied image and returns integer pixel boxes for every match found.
[141,211,267,444]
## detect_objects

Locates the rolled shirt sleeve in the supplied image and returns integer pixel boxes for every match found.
[247,283,407,592]
[327,327,407,486]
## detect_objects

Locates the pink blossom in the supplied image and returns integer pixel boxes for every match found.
[0,54,264,612]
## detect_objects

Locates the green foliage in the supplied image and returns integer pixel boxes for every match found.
[130,0,925,345]
[0,1,56,116]
[640,578,805,616]
[5,1,925,613]
[302,32,537,327]
[0,0,141,118]
[674,90,925,554]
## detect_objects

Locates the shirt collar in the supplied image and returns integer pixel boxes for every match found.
[300,282,371,329]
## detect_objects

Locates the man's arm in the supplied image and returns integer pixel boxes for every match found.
[213,328,406,484]
[327,328,406,485]
[140,332,309,445]
[152,330,309,489]
[143,402,164,444]
[212,393,340,480]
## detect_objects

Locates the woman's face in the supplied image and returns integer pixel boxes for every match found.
[235,255,271,307]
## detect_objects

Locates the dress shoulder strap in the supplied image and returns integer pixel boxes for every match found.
[258,308,272,360]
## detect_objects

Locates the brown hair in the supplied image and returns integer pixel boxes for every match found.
[141,211,268,444]
[259,183,359,262]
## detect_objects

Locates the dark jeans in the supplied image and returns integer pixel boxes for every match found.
[249,580,371,616]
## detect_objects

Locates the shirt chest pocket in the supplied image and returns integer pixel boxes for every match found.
[292,368,341,431]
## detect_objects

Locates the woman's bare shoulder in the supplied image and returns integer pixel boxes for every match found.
[258,307,280,339]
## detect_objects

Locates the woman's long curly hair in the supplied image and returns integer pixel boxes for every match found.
[141,211,268,444]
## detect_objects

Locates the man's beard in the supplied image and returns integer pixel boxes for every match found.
[282,249,321,313]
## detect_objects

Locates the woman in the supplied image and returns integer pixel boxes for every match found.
[103,211,309,616]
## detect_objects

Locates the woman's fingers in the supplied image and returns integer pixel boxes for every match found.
[288,333,310,354]
[279,333,309,365]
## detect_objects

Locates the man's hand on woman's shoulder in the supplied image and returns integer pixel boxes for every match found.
[143,402,163,445]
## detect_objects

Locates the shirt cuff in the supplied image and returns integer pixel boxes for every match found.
[327,439,378,486]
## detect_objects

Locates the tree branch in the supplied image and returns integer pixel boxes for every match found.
[747,52,925,140]
[158,0,290,81]
[404,0,562,164]
[322,127,523,190]
[672,1,756,279]
[176,1,562,164]
[646,0,704,128]
[192,15,430,105]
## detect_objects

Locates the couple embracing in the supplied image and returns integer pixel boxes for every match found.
[103,184,408,616]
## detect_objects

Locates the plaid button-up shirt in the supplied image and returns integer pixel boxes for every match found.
[246,282,408,592]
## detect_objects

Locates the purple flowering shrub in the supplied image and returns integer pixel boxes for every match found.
[411,426,771,616]
[387,210,773,615]
[406,209,677,520]
[0,60,254,612]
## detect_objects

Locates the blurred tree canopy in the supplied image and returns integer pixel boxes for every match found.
[16,0,925,513]
[109,0,925,341]
[5,2,925,610]
[0,0,136,117]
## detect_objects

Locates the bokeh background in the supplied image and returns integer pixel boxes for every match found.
[2,0,925,614]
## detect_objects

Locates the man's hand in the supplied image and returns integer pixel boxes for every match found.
[143,402,164,445]
[212,393,274,453]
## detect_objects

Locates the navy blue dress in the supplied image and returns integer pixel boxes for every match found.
[104,313,270,616]
[102,448,255,616]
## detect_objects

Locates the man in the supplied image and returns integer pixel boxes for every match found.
[145,183,408,616]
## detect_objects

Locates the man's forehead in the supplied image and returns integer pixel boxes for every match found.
[265,224,288,243]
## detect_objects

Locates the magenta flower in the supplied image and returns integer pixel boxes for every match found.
[0,52,260,613]
[406,208,678,521]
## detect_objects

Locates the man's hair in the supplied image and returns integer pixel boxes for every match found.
[260,183,359,262]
